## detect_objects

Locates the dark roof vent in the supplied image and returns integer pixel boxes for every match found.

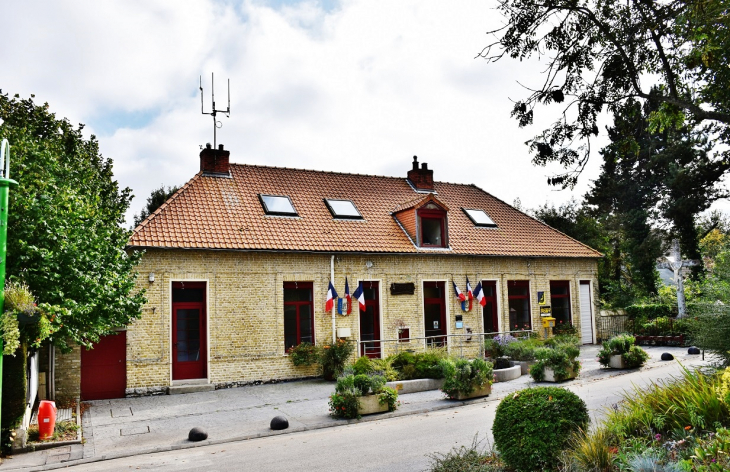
[407,155,434,191]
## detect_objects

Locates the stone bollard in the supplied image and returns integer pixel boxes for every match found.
[270,416,289,430]
[188,427,208,441]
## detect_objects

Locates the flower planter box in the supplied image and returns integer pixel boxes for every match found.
[386,378,444,394]
[357,394,389,416]
[542,366,577,382]
[450,383,492,400]
[517,360,536,375]
[493,364,522,382]
[608,354,627,369]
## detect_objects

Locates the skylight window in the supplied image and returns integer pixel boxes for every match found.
[324,199,363,219]
[259,194,298,216]
[462,208,497,227]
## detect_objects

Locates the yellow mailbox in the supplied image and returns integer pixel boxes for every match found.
[542,317,556,328]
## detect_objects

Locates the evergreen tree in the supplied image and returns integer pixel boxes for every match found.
[133,184,180,227]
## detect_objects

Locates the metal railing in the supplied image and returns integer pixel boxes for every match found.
[357,329,537,359]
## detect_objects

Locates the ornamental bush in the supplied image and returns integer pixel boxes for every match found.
[502,337,544,361]
[529,344,580,382]
[440,358,493,399]
[493,387,589,471]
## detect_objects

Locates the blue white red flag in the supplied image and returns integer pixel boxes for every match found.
[473,281,487,307]
[326,281,338,311]
[338,278,352,315]
[352,282,366,311]
[466,277,474,301]
[452,281,466,302]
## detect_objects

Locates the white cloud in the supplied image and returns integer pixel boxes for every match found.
[2,0,618,226]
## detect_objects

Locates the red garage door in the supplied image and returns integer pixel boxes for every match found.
[81,332,127,400]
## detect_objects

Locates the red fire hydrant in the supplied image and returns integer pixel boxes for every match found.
[38,400,57,440]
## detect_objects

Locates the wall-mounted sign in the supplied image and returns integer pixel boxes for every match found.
[433,320,439,329]
[537,291,546,305]
[455,321,463,329]
[540,306,552,317]
[390,282,415,295]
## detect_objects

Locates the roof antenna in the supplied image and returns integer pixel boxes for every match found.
[200,73,230,149]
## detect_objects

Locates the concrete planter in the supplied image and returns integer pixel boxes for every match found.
[608,354,627,369]
[386,378,444,394]
[493,364,522,382]
[517,360,536,375]
[451,383,492,400]
[357,394,389,416]
[542,366,577,382]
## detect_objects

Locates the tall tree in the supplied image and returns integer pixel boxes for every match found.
[133,184,180,227]
[0,93,145,351]
[480,0,730,187]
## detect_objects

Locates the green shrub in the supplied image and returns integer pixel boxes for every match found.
[287,342,318,367]
[377,386,399,412]
[598,334,650,369]
[369,358,399,381]
[545,333,580,349]
[622,345,650,368]
[626,304,674,320]
[441,358,493,399]
[319,338,355,380]
[328,389,360,419]
[427,436,506,472]
[530,345,580,382]
[389,349,447,380]
[553,322,578,335]
[352,356,374,375]
[353,374,371,395]
[502,337,544,361]
[493,387,589,471]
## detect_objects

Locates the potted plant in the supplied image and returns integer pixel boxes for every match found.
[598,334,649,369]
[440,357,493,400]
[503,337,544,375]
[529,344,580,382]
[483,334,517,360]
[328,372,399,419]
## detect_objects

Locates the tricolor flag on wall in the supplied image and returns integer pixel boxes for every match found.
[325,281,338,311]
[452,281,466,302]
[352,282,366,311]
[466,276,474,311]
[473,281,487,307]
[338,277,352,315]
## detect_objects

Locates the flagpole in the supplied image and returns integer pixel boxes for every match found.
[331,255,336,344]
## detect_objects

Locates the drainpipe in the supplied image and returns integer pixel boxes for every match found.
[331,255,336,344]
[0,139,19,433]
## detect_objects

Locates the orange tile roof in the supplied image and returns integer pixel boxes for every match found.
[128,163,602,258]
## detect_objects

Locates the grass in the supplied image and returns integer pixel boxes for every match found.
[427,435,507,472]
[27,420,80,442]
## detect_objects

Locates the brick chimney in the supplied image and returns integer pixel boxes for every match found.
[200,143,230,175]
[407,155,434,191]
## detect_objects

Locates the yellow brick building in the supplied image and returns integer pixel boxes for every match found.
[65,148,601,399]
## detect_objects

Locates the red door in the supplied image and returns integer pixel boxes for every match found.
[423,281,447,347]
[81,332,127,400]
[172,282,207,380]
[481,281,498,333]
[359,282,381,358]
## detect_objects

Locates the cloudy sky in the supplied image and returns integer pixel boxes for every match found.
[2,0,613,226]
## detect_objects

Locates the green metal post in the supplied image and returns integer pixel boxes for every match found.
[0,139,19,436]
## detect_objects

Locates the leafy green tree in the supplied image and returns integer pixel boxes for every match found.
[133,184,179,227]
[0,92,145,352]
[481,0,730,187]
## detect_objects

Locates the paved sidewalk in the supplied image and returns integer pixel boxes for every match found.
[0,345,709,471]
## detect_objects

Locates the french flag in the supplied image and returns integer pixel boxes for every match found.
[452,281,466,302]
[473,281,487,307]
[325,281,338,311]
[352,282,366,311]
[466,277,474,301]
[344,277,352,315]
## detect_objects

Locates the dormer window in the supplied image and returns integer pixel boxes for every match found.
[324,199,363,219]
[259,194,298,216]
[462,208,497,227]
[418,203,447,248]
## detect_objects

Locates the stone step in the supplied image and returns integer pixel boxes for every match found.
[167,384,215,395]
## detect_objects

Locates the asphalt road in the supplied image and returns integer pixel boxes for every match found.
[65,360,695,472]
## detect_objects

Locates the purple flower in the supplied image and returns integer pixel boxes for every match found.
[655,434,662,441]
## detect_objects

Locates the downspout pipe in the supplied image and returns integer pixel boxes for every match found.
[331,255,336,344]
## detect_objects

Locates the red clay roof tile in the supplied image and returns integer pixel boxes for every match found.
[128,163,601,258]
